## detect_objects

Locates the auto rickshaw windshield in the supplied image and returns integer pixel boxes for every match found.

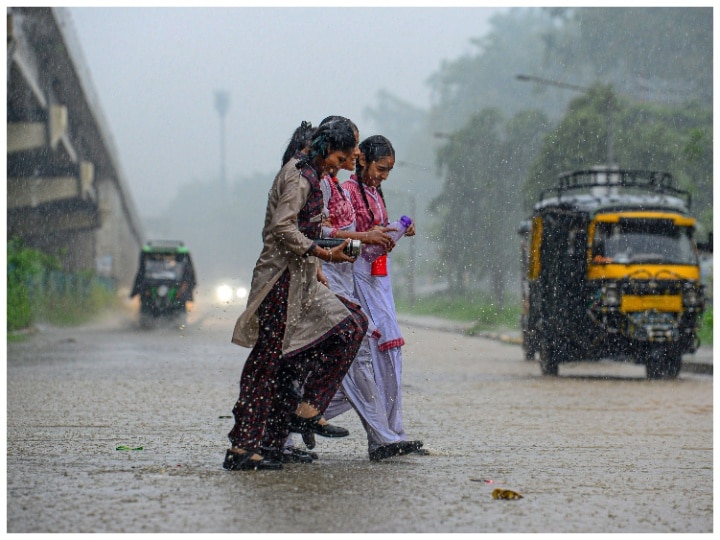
[145,255,186,280]
[592,220,697,265]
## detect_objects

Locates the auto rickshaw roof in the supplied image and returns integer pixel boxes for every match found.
[141,240,189,254]
[534,192,690,217]
[533,167,692,217]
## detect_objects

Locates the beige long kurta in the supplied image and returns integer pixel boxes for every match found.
[231,158,352,356]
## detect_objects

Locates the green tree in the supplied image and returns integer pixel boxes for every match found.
[426,8,560,131]
[430,110,502,294]
[543,7,712,106]
[525,86,713,231]
[525,84,618,207]
[364,6,713,299]
[430,108,550,307]
[619,102,713,230]
[7,238,60,330]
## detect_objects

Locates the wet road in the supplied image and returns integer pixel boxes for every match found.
[6,303,713,533]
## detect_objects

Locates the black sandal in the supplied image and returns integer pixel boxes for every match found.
[261,446,317,464]
[301,430,317,450]
[222,448,283,471]
[369,440,423,462]
[288,413,350,438]
[286,446,318,462]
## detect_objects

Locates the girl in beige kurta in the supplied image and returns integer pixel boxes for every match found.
[223,119,367,471]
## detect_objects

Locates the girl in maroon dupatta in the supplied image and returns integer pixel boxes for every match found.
[224,118,367,471]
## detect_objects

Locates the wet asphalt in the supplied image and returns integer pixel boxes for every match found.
[6,304,713,533]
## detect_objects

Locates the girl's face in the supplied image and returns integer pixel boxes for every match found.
[359,154,395,188]
[319,148,354,178]
[339,130,361,172]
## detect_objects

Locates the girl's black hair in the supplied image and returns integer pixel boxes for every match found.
[320,115,358,136]
[282,115,358,166]
[282,120,315,166]
[355,135,394,223]
[297,117,357,168]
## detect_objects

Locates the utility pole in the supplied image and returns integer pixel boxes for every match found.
[214,91,230,187]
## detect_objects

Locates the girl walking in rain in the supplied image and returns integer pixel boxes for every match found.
[224,118,367,471]
[317,127,424,461]
[342,135,426,459]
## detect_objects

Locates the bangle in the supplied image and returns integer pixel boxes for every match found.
[327,249,332,262]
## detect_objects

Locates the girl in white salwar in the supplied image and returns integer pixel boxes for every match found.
[318,130,423,460]
[342,135,426,460]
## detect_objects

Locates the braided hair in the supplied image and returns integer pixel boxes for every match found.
[282,120,315,166]
[355,135,394,224]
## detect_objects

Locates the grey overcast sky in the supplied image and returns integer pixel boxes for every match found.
[67,5,507,217]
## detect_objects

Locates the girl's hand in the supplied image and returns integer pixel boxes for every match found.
[327,239,357,264]
[362,229,395,250]
[313,240,354,264]
[405,222,416,237]
[317,266,329,287]
[322,213,334,228]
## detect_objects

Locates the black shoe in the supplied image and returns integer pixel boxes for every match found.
[301,431,317,450]
[223,449,283,471]
[369,440,424,462]
[288,413,350,438]
[282,447,318,463]
[263,446,317,464]
[295,447,319,461]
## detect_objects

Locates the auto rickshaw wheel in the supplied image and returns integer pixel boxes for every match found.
[139,311,155,330]
[539,338,560,376]
[645,345,682,380]
[522,331,538,361]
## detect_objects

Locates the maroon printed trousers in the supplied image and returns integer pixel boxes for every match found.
[228,270,367,452]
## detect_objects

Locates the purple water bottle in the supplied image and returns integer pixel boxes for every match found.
[362,215,412,263]
[387,215,413,243]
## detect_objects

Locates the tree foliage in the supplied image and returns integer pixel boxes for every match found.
[542,7,712,105]
[7,237,60,330]
[526,86,713,229]
[430,108,551,304]
[365,6,713,302]
[426,8,561,131]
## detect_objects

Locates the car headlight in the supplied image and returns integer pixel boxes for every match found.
[216,284,234,303]
[236,286,248,300]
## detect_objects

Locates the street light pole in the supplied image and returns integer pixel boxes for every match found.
[214,91,230,187]
[516,74,615,166]
[515,73,590,93]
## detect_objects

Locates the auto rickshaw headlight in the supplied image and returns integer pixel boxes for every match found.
[682,287,699,307]
[158,285,169,297]
[602,285,620,307]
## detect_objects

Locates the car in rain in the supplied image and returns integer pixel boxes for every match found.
[214,280,249,305]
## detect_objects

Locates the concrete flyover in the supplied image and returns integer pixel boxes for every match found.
[7,7,144,291]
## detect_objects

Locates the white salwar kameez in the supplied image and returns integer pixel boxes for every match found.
[319,177,404,452]
[351,254,406,440]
